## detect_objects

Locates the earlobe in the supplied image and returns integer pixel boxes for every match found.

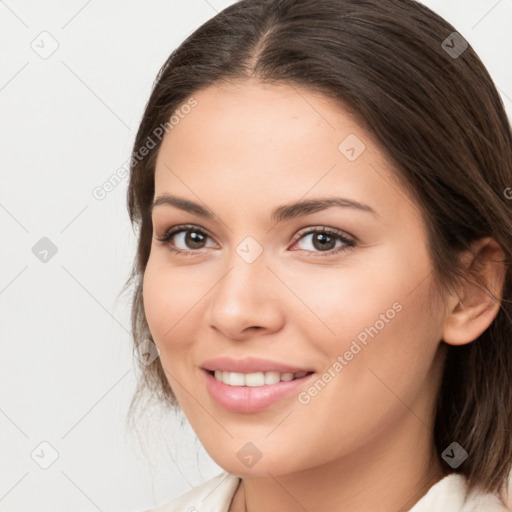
[441,237,506,347]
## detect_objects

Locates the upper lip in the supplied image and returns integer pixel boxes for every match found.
[201,356,314,374]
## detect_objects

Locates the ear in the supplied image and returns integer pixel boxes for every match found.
[442,236,506,346]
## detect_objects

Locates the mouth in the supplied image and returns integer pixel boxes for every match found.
[205,369,315,387]
[202,368,317,413]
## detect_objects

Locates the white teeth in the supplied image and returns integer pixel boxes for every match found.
[264,371,280,385]
[212,370,310,386]
[243,372,263,386]
[229,372,245,386]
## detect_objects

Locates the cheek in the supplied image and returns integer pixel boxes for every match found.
[142,262,206,404]
[142,261,199,352]
[279,257,409,347]
[142,262,168,341]
[299,242,439,388]
[325,270,440,427]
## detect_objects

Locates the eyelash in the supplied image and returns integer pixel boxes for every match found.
[155,224,356,258]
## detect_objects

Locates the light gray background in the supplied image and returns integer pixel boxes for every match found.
[1,1,511,511]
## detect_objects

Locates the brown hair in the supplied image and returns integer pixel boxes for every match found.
[124,0,512,496]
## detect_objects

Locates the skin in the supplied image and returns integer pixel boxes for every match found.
[143,79,505,512]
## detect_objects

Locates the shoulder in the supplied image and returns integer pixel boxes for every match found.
[410,473,511,512]
[141,471,241,512]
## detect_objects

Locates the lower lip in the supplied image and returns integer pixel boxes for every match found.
[202,369,315,413]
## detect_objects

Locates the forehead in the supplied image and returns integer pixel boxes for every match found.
[161,79,367,157]
[153,79,415,224]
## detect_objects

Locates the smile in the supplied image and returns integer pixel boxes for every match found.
[203,369,316,413]
[210,370,312,386]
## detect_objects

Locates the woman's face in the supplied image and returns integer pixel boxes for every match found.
[143,79,447,477]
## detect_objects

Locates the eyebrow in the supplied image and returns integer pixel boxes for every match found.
[150,193,379,222]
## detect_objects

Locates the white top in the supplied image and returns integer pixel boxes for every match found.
[144,470,511,512]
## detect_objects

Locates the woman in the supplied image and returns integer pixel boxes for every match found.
[125,0,512,510]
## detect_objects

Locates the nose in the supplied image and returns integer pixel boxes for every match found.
[205,252,285,341]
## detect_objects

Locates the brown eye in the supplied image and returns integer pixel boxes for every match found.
[155,225,214,254]
[182,230,207,249]
[291,227,356,257]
